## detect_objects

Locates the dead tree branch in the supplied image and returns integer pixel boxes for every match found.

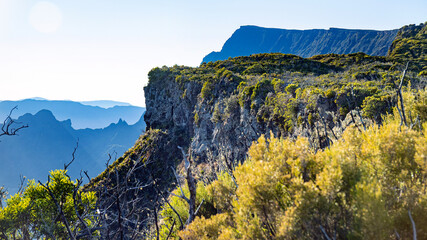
[165,219,176,240]
[350,86,366,131]
[320,226,332,240]
[17,175,27,195]
[396,62,409,127]
[408,210,417,240]
[72,179,93,239]
[194,199,204,216]
[156,184,184,230]
[177,146,197,225]
[65,140,79,170]
[0,106,28,138]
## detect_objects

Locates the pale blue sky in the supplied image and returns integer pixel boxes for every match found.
[0,0,426,106]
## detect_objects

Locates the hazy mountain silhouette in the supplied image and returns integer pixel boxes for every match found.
[0,109,145,194]
[203,25,399,63]
[79,100,132,108]
[0,99,144,129]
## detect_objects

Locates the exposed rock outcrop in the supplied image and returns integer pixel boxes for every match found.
[142,57,378,179]
[89,22,427,237]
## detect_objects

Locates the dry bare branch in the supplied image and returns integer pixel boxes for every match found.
[64,140,79,170]
[408,210,417,240]
[396,62,409,127]
[0,106,28,138]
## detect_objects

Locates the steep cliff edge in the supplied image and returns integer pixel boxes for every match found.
[89,22,426,237]
[144,53,425,178]
[203,25,398,63]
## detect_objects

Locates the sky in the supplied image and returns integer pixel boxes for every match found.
[0,0,426,107]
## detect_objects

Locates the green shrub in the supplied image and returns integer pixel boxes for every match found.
[194,112,200,126]
[285,83,299,96]
[361,94,393,122]
[212,102,222,123]
[201,81,214,100]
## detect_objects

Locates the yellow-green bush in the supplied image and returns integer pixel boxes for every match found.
[176,116,427,239]
[0,170,97,239]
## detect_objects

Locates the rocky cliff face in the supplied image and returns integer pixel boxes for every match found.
[203,25,398,63]
[142,54,392,179]
[91,55,426,237]
[88,22,426,237]
[93,23,426,191]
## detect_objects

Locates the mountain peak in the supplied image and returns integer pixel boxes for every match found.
[34,109,56,120]
[117,118,127,125]
[25,97,48,101]
[79,100,133,108]
[0,99,144,129]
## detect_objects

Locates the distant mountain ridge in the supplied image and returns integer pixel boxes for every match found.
[203,25,399,63]
[79,100,133,108]
[0,99,145,129]
[0,109,146,194]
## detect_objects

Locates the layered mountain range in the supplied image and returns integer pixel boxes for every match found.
[203,25,399,63]
[0,99,144,129]
[0,109,145,193]
[0,99,146,193]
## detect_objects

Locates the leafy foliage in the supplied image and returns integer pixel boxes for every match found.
[175,119,427,239]
[157,87,427,239]
[59,22,427,238]
[388,22,427,72]
[0,170,97,239]
[147,47,426,142]
[145,31,427,238]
